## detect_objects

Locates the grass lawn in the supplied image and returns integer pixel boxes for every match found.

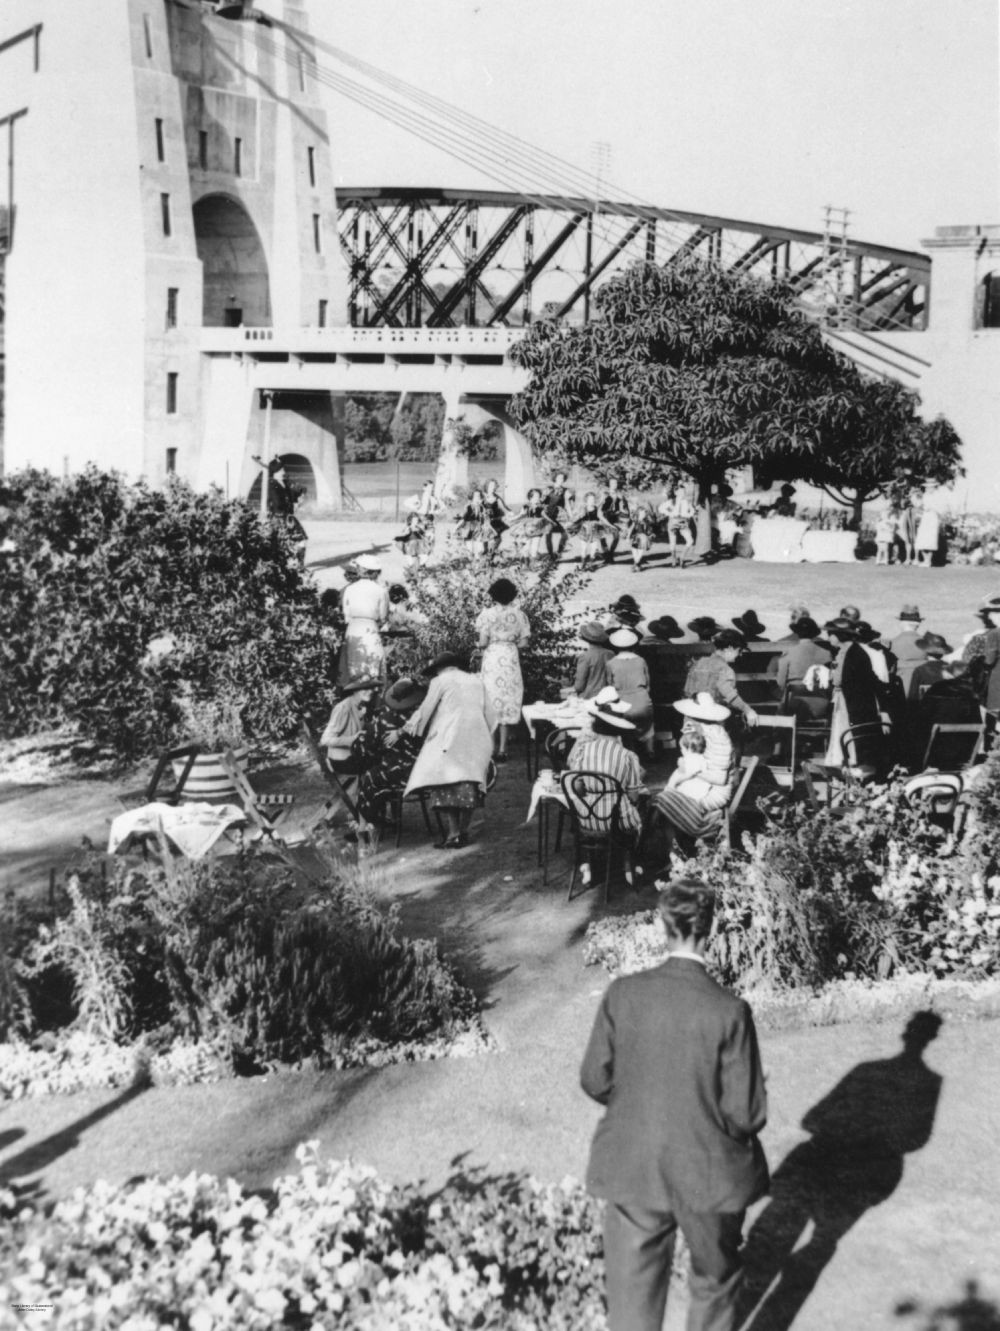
[2,525,1000,1327]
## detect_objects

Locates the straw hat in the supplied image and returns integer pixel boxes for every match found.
[674,692,731,723]
[608,627,641,650]
[584,698,636,730]
[356,554,383,572]
[898,604,922,622]
[579,621,610,646]
[588,686,632,713]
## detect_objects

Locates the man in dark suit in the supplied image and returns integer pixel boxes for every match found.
[580,877,769,1331]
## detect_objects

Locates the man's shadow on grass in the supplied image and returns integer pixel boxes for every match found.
[739,1011,944,1331]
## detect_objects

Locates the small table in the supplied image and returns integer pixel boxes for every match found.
[521,700,590,779]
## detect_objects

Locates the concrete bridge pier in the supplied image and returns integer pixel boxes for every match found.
[436,393,535,504]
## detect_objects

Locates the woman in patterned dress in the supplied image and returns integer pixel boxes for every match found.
[337,555,390,685]
[626,503,657,574]
[475,576,531,763]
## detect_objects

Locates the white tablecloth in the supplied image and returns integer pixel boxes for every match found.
[521,699,591,739]
[748,516,809,562]
[109,802,246,858]
[800,530,858,562]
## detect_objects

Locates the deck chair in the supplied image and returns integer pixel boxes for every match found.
[117,743,201,811]
[220,750,296,845]
[300,717,360,824]
[749,716,797,791]
[560,770,639,904]
[921,722,985,773]
[714,755,760,848]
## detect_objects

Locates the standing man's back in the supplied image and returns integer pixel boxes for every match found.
[581,877,769,1331]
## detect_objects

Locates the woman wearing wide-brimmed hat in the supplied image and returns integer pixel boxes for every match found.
[566,698,645,884]
[605,626,655,757]
[338,553,390,685]
[776,617,833,721]
[563,621,614,701]
[822,618,887,770]
[476,577,531,763]
[732,609,769,642]
[353,677,428,829]
[319,676,381,763]
[403,652,495,848]
[647,693,736,855]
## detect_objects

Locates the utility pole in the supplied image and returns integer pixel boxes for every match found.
[821,205,852,328]
[584,140,611,324]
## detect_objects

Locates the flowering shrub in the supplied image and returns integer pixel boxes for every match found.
[6,849,482,1094]
[390,553,589,702]
[585,769,1000,989]
[0,1143,606,1328]
[0,468,336,761]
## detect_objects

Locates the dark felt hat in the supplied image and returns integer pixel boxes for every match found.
[732,609,767,638]
[422,651,467,677]
[341,675,381,695]
[687,616,720,641]
[791,616,821,640]
[383,677,428,711]
[646,615,685,641]
[580,621,611,646]
[899,604,923,622]
[915,631,953,657]
[823,617,859,640]
[855,622,888,646]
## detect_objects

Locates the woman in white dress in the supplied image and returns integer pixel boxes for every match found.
[915,506,941,567]
[338,553,390,685]
[475,576,531,763]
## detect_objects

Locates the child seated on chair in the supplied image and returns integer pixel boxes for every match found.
[666,728,713,803]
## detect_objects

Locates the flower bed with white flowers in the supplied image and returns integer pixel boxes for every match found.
[0,1143,606,1330]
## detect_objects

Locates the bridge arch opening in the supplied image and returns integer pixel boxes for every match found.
[247,452,317,507]
[193,193,271,327]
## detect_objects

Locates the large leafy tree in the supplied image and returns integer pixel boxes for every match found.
[509,258,961,537]
[799,377,963,526]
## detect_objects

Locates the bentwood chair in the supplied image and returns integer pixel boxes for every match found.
[559,770,638,904]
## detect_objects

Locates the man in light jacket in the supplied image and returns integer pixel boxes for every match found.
[581,877,769,1331]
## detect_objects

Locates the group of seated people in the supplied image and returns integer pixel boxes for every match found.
[567,590,996,777]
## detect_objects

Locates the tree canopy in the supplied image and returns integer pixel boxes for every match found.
[508,258,962,518]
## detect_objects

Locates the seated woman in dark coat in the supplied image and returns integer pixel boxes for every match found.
[353,677,427,829]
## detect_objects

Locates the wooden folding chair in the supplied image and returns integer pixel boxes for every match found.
[220,750,296,845]
[921,722,986,773]
[300,717,360,824]
[750,716,797,791]
[117,743,201,811]
[715,755,760,848]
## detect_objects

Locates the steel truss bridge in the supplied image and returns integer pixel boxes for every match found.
[337,188,930,335]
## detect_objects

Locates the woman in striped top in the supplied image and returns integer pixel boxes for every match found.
[566,697,645,836]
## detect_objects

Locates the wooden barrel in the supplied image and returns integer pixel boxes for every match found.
[173,746,249,801]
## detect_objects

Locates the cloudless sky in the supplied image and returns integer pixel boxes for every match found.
[315,0,999,251]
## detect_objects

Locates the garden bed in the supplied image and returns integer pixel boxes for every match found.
[0,1142,606,1329]
[1,846,493,1102]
